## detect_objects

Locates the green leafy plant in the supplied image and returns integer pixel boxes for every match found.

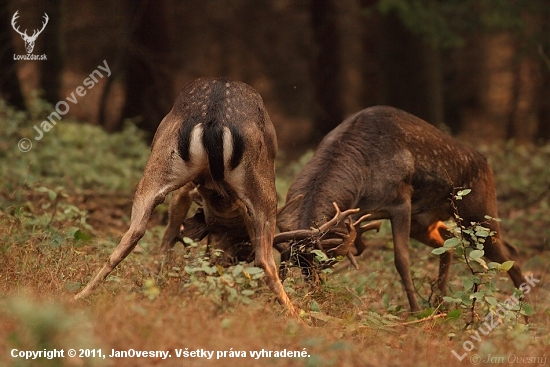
[0,97,150,194]
[10,185,93,247]
[175,238,268,309]
[431,189,532,325]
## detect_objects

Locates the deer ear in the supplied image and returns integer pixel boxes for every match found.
[277,194,304,226]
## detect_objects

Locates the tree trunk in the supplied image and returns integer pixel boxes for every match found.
[38,0,62,105]
[538,48,550,142]
[309,0,344,142]
[0,4,26,109]
[509,55,540,142]
[457,33,516,142]
[338,0,366,116]
[119,0,174,136]
[378,12,444,127]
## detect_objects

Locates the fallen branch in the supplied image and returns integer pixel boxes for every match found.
[400,312,448,326]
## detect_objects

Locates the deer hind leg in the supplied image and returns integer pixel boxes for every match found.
[390,201,421,312]
[482,232,525,292]
[74,155,194,300]
[462,218,525,304]
[458,186,525,297]
[411,217,452,301]
[159,182,195,254]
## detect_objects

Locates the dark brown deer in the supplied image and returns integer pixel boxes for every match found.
[74,77,296,316]
[277,105,524,312]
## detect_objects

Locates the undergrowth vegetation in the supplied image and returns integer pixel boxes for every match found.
[1,99,549,366]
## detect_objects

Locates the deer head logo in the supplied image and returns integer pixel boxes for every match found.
[11,11,49,54]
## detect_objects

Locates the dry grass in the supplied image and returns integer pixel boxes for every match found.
[1,197,549,367]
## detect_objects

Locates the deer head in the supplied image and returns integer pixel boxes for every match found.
[274,200,381,274]
[11,11,49,54]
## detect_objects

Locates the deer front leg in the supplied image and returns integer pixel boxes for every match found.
[74,188,164,299]
[411,219,452,302]
[74,153,191,300]
[390,202,421,312]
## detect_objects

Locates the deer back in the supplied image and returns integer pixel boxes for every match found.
[152,78,277,226]
[278,105,497,231]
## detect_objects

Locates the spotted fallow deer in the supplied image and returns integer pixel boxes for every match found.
[74,77,296,316]
[276,106,524,312]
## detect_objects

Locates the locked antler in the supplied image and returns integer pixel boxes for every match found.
[274,202,381,269]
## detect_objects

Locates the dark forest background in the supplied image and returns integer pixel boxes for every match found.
[1,0,550,151]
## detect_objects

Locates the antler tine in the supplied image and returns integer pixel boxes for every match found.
[352,213,372,226]
[358,221,382,233]
[11,11,48,39]
[346,251,359,270]
[273,229,318,245]
[274,203,361,269]
[318,238,343,247]
[32,13,49,38]
[40,13,49,30]
[352,213,382,235]
[11,10,19,25]
[318,202,360,232]
[320,217,357,257]
[11,11,27,37]
[274,203,360,246]
[347,214,382,258]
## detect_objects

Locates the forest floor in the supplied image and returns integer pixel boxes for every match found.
[1,101,549,366]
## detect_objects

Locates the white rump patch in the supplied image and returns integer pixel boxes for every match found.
[222,126,233,169]
[188,124,207,166]
[222,126,247,191]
